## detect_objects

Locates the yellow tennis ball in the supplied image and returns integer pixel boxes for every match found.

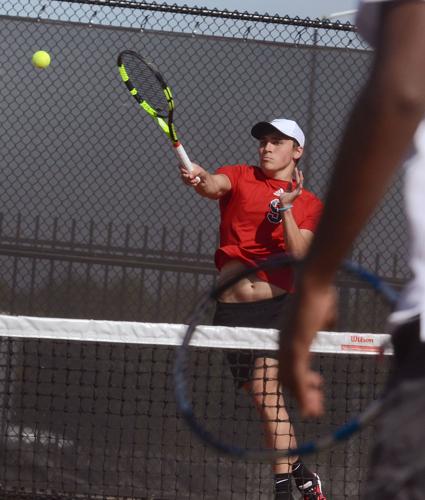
[32,50,51,69]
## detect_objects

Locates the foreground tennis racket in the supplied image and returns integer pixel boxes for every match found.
[174,254,399,461]
[117,50,199,182]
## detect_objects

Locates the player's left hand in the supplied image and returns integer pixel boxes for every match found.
[279,167,303,206]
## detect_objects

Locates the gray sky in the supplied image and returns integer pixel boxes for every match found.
[159,0,359,20]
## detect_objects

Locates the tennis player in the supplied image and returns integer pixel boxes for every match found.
[180,118,326,499]
[278,2,425,498]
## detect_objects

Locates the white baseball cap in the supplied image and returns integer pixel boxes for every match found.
[251,118,305,147]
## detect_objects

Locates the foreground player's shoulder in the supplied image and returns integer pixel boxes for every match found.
[355,0,411,47]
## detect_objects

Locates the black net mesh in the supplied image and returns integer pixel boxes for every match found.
[0,318,391,500]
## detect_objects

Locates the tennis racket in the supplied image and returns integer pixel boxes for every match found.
[174,254,399,461]
[117,50,199,182]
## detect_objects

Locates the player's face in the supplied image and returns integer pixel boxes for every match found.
[258,133,303,178]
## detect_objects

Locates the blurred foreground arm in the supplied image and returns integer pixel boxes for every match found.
[278,1,425,417]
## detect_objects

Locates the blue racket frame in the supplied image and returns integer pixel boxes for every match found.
[174,255,399,461]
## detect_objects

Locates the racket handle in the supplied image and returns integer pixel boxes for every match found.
[173,143,200,185]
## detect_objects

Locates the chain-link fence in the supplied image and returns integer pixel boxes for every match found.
[0,3,411,500]
[0,0,409,330]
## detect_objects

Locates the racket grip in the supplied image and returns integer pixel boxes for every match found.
[173,143,201,185]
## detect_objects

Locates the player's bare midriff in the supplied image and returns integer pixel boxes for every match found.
[217,260,287,303]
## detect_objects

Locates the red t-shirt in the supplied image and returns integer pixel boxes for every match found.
[215,164,323,291]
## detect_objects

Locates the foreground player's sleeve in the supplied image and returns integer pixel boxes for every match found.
[356,0,425,47]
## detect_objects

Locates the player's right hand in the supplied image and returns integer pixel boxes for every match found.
[180,162,205,186]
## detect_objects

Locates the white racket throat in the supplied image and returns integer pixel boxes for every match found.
[173,143,200,185]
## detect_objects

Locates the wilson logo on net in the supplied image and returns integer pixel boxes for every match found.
[341,334,380,353]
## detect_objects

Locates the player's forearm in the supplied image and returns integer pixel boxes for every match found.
[194,172,227,199]
[282,211,310,258]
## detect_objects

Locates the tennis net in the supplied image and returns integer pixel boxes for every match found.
[0,315,391,500]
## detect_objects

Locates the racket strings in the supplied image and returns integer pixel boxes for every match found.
[122,54,169,115]
[176,255,397,460]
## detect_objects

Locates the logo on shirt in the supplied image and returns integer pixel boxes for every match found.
[267,198,281,224]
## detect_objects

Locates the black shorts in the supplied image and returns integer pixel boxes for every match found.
[212,294,290,387]
[364,316,425,499]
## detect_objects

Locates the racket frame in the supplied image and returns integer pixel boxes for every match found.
[174,255,398,461]
[117,50,196,174]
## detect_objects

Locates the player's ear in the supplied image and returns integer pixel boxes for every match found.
[293,145,303,161]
